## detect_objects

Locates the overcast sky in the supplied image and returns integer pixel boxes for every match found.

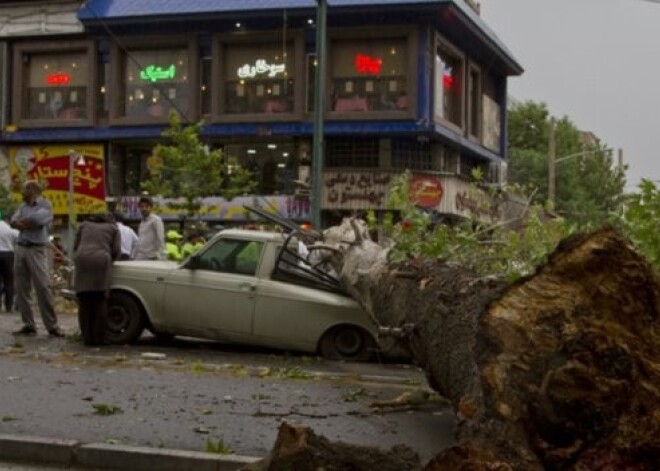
[481,0,660,191]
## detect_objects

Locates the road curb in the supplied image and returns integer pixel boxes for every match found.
[0,434,261,470]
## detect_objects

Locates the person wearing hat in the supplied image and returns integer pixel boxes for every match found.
[165,229,183,262]
[181,233,206,259]
[134,196,165,261]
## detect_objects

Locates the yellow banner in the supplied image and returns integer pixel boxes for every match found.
[10,144,106,216]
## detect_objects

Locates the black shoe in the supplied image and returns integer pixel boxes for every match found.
[13,326,37,336]
[48,328,65,338]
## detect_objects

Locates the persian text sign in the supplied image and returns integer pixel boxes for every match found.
[119,195,311,222]
[323,171,393,209]
[10,145,106,215]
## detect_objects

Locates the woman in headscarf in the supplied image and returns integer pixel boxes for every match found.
[73,212,120,346]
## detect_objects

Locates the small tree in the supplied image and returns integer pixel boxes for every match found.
[623,179,660,271]
[0,184,18,220]
[142,111,255,216]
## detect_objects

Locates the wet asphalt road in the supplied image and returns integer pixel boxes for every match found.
[0,312,455,462]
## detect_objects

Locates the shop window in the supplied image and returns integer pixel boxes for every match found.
[434,38,464,129]
[468,65,481,140]
[201,57,212,116]
[222,42,295,115]
[224,142,297,194]
[326,138,379,168]
[482,74,501,153]
[13,41,95,126]
[97,54,109,121]
[118,47,190,119]
[107,146,151,196]
[306,53,316,113]
[330,38,408,113]
[392,139,432,171]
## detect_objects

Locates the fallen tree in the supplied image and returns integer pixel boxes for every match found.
[245,224,660,470]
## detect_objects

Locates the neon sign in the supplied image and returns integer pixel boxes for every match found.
[355,54,382,75]
[237,59,286,79]
[140,64,176,82]
[443,66,454,88]
[45,73,70,86]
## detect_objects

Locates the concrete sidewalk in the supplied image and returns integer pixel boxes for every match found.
[0,434,259,471]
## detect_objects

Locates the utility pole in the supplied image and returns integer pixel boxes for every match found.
[548,118,556,208]
[311,0,327,229]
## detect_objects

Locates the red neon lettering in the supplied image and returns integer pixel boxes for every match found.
[355,54,382,75]
[46,73,70,86]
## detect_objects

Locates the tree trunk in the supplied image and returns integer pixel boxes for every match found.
[245,225,660,470]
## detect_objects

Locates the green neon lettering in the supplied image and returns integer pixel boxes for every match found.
[140,64,176,82]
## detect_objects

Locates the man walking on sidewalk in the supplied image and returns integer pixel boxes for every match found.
[0,212,19,312]
[134,196,165,261]
[10,180,64,337]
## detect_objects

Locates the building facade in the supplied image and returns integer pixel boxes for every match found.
[0,0,522,229]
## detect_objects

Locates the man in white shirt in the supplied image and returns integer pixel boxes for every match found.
[134,196,165,261]
[113,212,138,260]
[0,213,19,311]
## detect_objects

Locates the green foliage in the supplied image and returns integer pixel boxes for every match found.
[0,183,18,220]
[92,403,123,415]
[142,111,256,216]
[205,437,233,455]
[341,387,367,402]
[370,172,571,281]
[622,179,660,271]
[507,100,626,228]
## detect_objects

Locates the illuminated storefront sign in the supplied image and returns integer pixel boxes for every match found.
[355,53,382,75]
[237,59,286,79]
[443,66,454,88]
[45,73,71,86]
[9,145,106,215]
[140,64,176,82]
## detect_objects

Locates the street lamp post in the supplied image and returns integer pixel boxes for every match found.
[67,150,84,257]
[311,0,327,229]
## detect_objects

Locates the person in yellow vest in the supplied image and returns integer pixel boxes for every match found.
[165,230,183,262]
[181,233,206,259]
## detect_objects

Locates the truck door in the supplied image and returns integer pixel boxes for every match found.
[162,238,263,340]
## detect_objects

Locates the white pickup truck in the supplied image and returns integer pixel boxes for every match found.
[95,228,379,360]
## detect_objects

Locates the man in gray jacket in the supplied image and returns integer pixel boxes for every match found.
[10,180,64,337]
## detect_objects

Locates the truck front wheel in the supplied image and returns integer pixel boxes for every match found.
[106,292,145,344]
[319,325,375,362]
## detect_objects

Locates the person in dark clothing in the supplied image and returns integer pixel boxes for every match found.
[73,212,120,345]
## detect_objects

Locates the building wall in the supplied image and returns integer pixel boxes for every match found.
[0,1,519,226]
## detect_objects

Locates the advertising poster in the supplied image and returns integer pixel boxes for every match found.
[10,144,106,215]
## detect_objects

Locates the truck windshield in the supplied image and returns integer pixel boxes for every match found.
[196,238,263,276]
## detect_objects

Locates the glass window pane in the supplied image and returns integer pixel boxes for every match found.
[201,57,212,116]
[224,142,297,194]
[434,44,463,127]
[223,43,294,114]
[24,51,88,120]
[330,38,408,113]
[123,49,189,119]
